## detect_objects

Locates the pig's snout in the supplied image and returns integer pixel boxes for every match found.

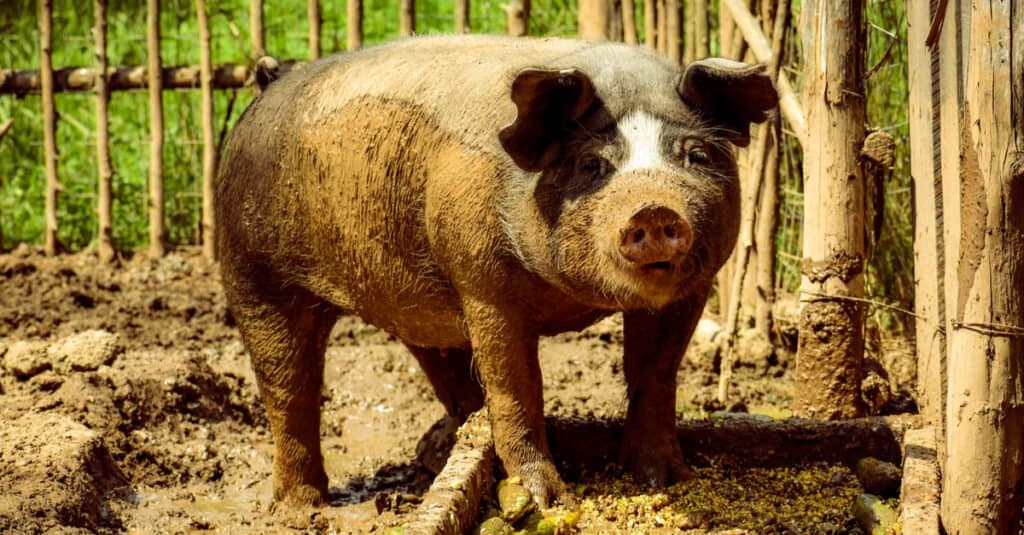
[618,205,693,266]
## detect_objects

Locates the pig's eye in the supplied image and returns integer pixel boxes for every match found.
[577,154,611,177]
[684,139,710,167]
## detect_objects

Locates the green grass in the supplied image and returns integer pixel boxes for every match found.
[0,1,912,329]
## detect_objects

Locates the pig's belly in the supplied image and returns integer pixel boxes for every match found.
[310,266,470,350]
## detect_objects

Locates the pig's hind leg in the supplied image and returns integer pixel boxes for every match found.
[408,346,485,420]
[224,271,340,507]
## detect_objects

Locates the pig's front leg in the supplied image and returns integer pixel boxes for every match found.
[620,288,709,486]
[462,296,564,506]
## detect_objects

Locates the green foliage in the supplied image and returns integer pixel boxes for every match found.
[0,1,913,328]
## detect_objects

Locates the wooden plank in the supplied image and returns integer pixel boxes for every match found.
[347,0,363,49]
[196,0,216,259]
[147,0,165,257]
[793,0,866,419]
[38,0,59,256]
[942,0,1024,530]
[94,0,114,262]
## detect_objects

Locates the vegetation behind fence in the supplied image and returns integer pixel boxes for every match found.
[0,0,912,329]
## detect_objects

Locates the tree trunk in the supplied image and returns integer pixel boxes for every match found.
[196,0,216,259]
[249,0,265,59]
[94,0,114,262]
[793,0,866,420]
[941,1,1024,530]
[147,0,165,257]
[347,0,363,50]
[579,0,609,41]
[38,0,59,256]
[505,0,529,36]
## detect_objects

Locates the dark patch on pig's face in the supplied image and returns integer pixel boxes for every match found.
[528,109,740,310]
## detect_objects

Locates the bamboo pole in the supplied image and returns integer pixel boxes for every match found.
[94,0,114,262]
[196,0,216,259]
[718,0,734,57]
[644,0,656,49]
[665,0,679,63]
[250,0,265,59]
[793,0,866,420]
[692,0,708,59]
[504,0,529,36]
[455,0,470,33]
[621,0,637,44]
[38,0,59,256]
[347,0,363,49]
[308,0,321,59]
[400,0,415,36]
[147,0,165,257]
[579,0,609,41]
[720,0,807,146]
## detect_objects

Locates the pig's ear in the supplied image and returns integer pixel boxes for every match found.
[677,58,779,147]
[499,68,596,172]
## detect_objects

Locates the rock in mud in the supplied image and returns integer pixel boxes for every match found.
[855,457,901,497]
[477,516,514,535]
[49,329,124,372]
[3,340,51,379]
[0,412,129,533]
[852,493,898,535]
[685,318,722,370]
[736,328,774,371]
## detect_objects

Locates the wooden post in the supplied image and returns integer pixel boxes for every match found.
[455,0,470,33]
[400,0,415,36]
[718,0,734,58]
[656,0,666,53]
[579,0,609,41]
[684,0,694,64]
[941,1,1024,530]
[39,0,59,256]
[308,0,321,59]
[505,0,529,36]
[793,0,866,420]
[644,0,656,49]
[664,0,679,62]
[147,0,165,257]
[621,0,636,44]
[250,0,265,59]
[94,0,114,262]
[906,0,943,472]
[692,0,708,60]
[347,0,363,50]
[196,0,216,259]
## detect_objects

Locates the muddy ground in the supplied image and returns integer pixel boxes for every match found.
[0,247,915,534]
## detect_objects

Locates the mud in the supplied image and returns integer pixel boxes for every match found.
[0,247,903,533]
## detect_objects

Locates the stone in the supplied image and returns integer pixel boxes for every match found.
[3,340,52,379]
[48,330,124,373]
[856,457,902,497]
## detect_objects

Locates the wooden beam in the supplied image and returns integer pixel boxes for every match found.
[196,0,216,259]
[94,0,114,262]
[147,0,165,257]
[720,0,807,146]
[38,0,59,256]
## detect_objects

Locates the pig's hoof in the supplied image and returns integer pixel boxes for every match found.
[272,482,328,509]
[516,461,567,508]
[620,442,697,487]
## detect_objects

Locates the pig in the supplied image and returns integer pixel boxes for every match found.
[216,34,778,508]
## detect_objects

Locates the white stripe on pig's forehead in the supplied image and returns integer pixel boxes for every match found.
[618,111,669,173]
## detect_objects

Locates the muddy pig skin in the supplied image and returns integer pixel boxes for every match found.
[216,34,778,508]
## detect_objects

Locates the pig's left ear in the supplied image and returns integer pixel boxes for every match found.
[499,68,596,172]
[677,58,779,147]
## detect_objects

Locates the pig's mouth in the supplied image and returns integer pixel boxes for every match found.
[641,260,674,272]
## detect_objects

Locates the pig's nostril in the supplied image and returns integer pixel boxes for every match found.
[664,225,677,239]
[632,228,646,244]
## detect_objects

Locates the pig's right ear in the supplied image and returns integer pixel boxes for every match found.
[499,68,596,172]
